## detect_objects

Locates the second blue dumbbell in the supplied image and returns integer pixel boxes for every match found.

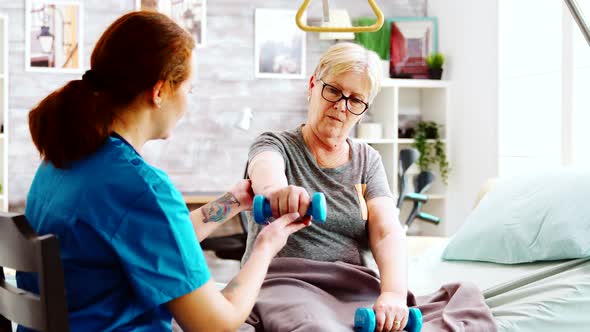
[252,192,327,224]
[354,307,422,332]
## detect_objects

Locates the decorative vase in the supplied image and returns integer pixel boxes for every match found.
[427,68,443,80]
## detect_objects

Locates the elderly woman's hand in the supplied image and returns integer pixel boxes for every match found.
[373,292,409,332]
[263,185,313,225]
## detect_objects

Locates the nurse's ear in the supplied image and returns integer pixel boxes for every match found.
[151,80,165,109]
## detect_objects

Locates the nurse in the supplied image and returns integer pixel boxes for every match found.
[17,11,307,332]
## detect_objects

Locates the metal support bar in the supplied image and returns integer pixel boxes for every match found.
[564,0,590,46]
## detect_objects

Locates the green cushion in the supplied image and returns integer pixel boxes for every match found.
[443,170,590,264]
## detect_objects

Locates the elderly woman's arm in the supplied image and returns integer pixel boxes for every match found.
[367,196,409,332]
[249,151,313,222]
[248,151,288,194]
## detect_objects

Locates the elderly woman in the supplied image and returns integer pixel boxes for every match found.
[243,42,409,332]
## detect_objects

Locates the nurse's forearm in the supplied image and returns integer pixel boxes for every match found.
[167,247,274,331]
[189,192,242,241]
[220,246,273,328]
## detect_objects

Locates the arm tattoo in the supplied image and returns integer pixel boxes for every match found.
[201,192,240,223]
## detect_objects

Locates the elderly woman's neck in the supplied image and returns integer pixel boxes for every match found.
[302,124,349,168]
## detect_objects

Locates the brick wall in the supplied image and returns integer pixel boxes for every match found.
[1,0,425,210]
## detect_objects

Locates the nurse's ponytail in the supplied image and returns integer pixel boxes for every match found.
[29,11,194,168]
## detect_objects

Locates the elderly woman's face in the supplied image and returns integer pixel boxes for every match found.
[308,71,370,142]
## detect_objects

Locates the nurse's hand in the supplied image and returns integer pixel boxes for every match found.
[229,179,254,211]
[254,212,308,257]
[263,185,312,225]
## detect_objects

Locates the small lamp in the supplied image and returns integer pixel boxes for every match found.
[319,9,355,40]
[37,25,54,53]
[236,107,253,131]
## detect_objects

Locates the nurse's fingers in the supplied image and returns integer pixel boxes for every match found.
[273,212,308,235]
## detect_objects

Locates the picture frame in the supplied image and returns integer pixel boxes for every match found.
[255,9,306,79]
[136,0,206,47]
[389,17,438,79]
[25,0,84,73]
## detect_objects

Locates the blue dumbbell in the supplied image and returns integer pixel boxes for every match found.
[252,192,327,225]
[354,307,422,332]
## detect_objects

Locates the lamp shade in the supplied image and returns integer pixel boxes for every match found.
[37,26,54,53]
[319,9,355,40]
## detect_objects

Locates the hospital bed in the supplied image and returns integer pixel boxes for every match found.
[399,171,590,331]
[403,236,590,331]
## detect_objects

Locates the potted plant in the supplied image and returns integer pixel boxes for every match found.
[426,53,445,80]
[412,121,450,184]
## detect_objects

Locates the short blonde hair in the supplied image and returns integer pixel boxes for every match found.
[313,42,383,103]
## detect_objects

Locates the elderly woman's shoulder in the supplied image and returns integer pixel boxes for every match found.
[349,139,382,160]
[257,128,298,139]
[350,139,378,153]
[254,128,301,146]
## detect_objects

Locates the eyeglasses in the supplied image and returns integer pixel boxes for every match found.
[317,79,369,115]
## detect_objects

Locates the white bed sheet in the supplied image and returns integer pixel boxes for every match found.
[406,237,590,331]
[407,237,564,296]
[485,257,590,332]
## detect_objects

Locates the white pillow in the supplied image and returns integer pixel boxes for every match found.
[443,169,590,264]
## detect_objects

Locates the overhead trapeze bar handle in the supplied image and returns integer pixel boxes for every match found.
[295,0,384,33]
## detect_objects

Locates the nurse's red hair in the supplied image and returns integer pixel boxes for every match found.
[28,11,194,168]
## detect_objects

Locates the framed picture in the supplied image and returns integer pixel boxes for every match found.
[389,17,438,79]
[25,0,84,73]
[255,9,306,79]
[137,0,206,47]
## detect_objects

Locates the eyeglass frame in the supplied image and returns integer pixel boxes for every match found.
[316,79,370,115]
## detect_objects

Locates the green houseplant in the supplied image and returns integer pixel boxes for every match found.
[426,53,445,80]
[412,121,450,184]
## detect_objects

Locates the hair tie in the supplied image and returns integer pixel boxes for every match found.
[82,69,105,90]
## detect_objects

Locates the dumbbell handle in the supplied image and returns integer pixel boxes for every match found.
[354,307,422,332]
[252,192,327,224]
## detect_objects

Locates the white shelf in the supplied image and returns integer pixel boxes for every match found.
[353,138,446,145]
[398,138,447,144]
[381,78,450,88]
[370,77,451,236]
[352,138,395,144]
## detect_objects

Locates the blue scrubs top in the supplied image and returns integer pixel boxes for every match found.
[17,134,210,331]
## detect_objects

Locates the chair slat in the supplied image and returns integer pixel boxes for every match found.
[0,215,39,272]
[0,213,70,332]
[0,281,45,330]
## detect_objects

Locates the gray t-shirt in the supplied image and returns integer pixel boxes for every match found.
[242,126,393,266]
